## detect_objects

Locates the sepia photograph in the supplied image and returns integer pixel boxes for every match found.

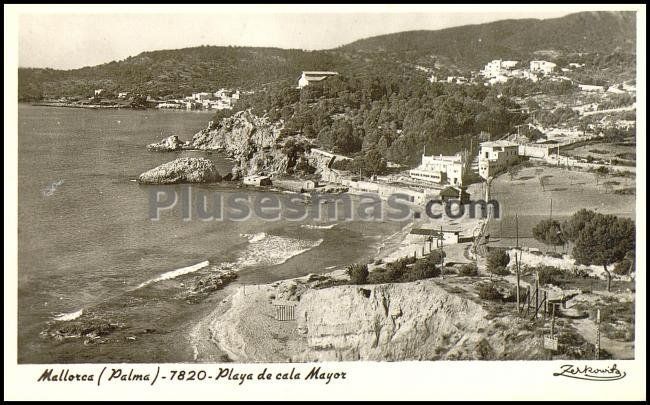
[4,3,646,401]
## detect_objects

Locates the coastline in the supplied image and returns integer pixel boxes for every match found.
[187,213,425,362]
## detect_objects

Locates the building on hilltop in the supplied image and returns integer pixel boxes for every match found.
[409,153,467,186]
[297,71,339,88]
[478,140,519,179]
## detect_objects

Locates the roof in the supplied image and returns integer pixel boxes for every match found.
[480,140,519,148]
[302,71,338,76]
[439,186,469,197]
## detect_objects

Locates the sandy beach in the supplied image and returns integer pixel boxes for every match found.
[188,206,483,362]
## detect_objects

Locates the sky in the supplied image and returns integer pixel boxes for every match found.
[17,5,584,70]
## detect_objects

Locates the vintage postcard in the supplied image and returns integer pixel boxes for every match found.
[4,3,646,401]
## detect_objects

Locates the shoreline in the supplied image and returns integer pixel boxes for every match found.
[187,213,441,362]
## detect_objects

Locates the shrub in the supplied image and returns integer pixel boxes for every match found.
[385,260,407,282]
[477,283,510,302]
[536,265,565,286]
[459,263,479,276]
[491,266,510,276]
[408,259,441,281]
[487,249,510,274]
[427,250,446,265]
[346,263,369,284]
[401,255,417,265]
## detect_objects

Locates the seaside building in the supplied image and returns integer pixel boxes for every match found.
[117,92,130,99]
[243,175,272,187]
[297,71,339,89]
[478,140,520,179]
[409,153,466,186]
[94,89,104,97]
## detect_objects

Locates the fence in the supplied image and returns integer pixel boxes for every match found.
[274,301,297,321]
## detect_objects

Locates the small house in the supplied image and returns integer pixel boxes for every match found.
[243,175,272,187]
[302,180,318,190]
[439,186,470,204]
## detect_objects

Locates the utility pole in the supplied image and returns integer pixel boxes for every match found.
[440,225,444,269]
[595,308,601,360]
[515,214,519,249]
[550,199,553,220]
[515,251,521,314]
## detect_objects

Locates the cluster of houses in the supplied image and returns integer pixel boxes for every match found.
[154,89,241,110]
[479,59,560,85]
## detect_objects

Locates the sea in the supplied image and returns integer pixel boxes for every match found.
[17,105,407,363]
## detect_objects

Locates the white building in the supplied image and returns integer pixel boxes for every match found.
[478,140,519,179]
[117,92,129,99]
[297,71,339,88]
[530,60,557,75]
[94,89,104,96]
[192,92,213,101]
[481,60,519,78]
[578,84,605,92]
[409,153,466,186]
[488,75,509,85]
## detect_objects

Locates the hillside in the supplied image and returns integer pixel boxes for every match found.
[18,47,350,101]
[18,11,636,101]
[342,11,636,68]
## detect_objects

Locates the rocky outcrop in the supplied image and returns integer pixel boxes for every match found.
[190,110,292,177]
[138,157,222,184]
[146,110,339,180]
[204,276,547,363]
[294,282,494,361]
[184,270,238,304]
[147,135,184,152]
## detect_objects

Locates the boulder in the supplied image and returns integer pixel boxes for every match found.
[146,135,184,152]
[138,157,222,184]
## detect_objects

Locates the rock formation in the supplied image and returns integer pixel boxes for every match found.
[138,157,222,184]
[147,110,334,178]
[146,135,183,152]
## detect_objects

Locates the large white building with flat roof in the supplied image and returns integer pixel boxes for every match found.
[478,140,520,179]
[298,71,339,88]
[409,153,466,186]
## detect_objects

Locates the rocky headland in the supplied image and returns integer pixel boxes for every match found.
[144,110,332,180]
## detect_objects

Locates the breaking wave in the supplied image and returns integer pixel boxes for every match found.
[301,224,337,230]
[237,233,323,268]
[53,309,83,321]
[136,260,210,289]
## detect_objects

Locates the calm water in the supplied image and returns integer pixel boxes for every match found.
[17,105,404,363]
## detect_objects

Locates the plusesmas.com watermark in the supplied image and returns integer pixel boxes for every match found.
[148,186,501,222]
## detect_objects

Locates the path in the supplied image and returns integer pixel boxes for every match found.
[571,317,634,360]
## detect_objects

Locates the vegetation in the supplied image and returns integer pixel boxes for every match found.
[532,219,565,251]
[535,265,566,286]
[368,254,442,284]
[477,282,516,302]
[487,249,511,275]
[562,209,635,291]
[459,263,479,277]
[346,263,369,284]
